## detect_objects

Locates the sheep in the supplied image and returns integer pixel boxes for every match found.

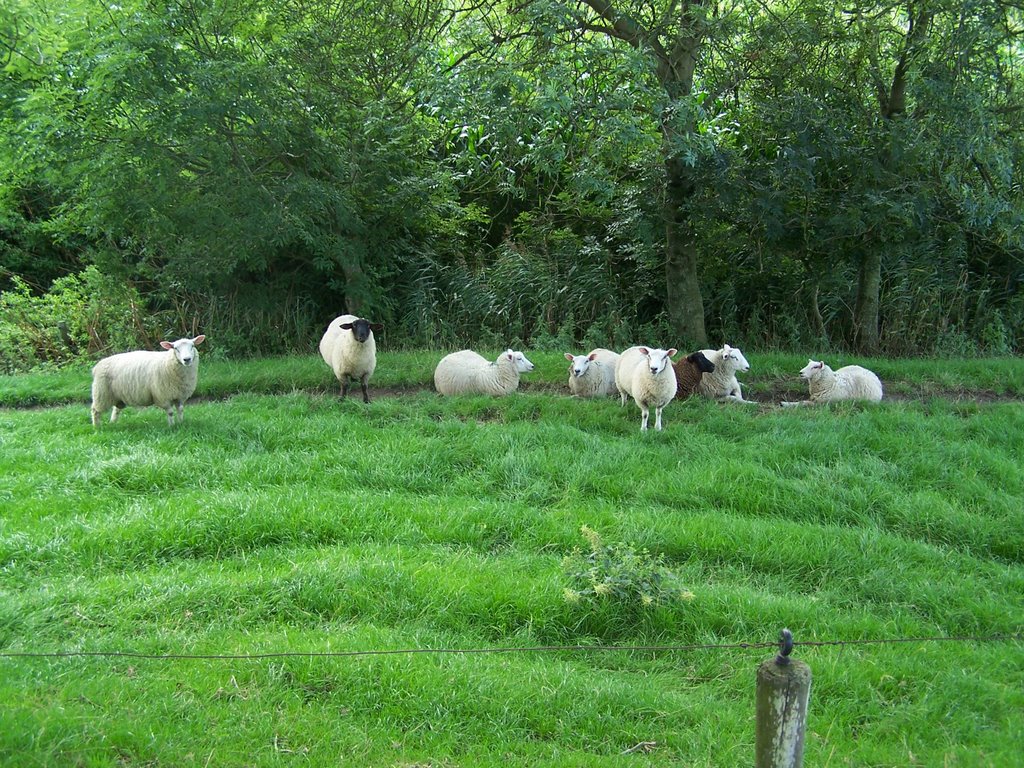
[672,351,716,399]
[615,345,679,431]
[434,348,535,396]
[564,348,620,398]
[319,314,383,403]
[697,344,751,403]
[90,335,206,427]
[781,360,883,407]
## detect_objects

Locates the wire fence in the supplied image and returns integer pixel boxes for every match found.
[2,632,1020,662]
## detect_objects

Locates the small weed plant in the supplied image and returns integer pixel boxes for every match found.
[562,526,694,610]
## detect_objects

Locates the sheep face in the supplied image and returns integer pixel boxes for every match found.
[722,345,750,372]
[507,349,535,372]
[799,359,827,379]
[564,352,597,377]
[160,335,206,367]
[638,347,677,375]
[339,318,383,343]
[688,351,715,373]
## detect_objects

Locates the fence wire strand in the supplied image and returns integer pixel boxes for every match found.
[1,633,1020,662]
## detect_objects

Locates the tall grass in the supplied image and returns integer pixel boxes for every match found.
[1,356,1022,766]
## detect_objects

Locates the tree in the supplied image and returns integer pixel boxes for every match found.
[447,0,724,347]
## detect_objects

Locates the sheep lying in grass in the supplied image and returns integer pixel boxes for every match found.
[781,360,883,407]
[565,348,620,398]
[615,346,679,431]
[319,314,383,403]
[90,335,206,427]
[672,351,716,399]
[434,349,535,396]
[697,344,751,403]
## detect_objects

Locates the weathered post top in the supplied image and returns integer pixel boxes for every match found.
[755,628,812,768]
[775,628,794,666]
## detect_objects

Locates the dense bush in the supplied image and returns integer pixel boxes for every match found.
[0,267,160,374]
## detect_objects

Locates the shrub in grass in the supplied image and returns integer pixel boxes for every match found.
[0,266,159,373]
[561,526,694,638]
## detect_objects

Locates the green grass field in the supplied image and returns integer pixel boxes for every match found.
[1,352,1023,766]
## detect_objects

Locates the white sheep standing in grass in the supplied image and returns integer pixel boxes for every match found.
[615,345,679,431]
[90,335,206,427]
[319,314,383,403]
[697,344,751,403]
[434,348,535,396]
[565,348,620,398]
[781,360,883,407]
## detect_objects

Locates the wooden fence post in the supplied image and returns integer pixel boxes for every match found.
[756,629,812,768]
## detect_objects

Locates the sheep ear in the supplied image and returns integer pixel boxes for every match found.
[638,347,650,355]
[160,341,174,350]
[564,353,574,361]
[815,361,824,369]
[192,335,206,345]
[506,350,514,360]
[370,323,383,332]
[588,352,598,361]
[339,323,354,331]
[667,348,678,358]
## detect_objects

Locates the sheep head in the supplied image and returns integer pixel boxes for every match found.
[687,351,715,373]
[339,318,383,343]
[799,359,829,379]
[506,349,535,373]
[638,347,677,375]
[721,344,750,373]
[564,353,596,377]
[160,335,205,367]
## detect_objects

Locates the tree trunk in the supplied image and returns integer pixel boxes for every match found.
[854,5,931,354]
[810,282,826,341]
[567,2,709,347]
[853,248,881,352]
[658,28,707,348]
[343,262,366,316]
[664,155,707,347]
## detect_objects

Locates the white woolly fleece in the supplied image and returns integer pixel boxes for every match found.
[434,349,534,396]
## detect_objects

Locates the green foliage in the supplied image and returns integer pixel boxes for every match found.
[562,525,693,612]
[1,0,1022,357]
[0,266,157,373]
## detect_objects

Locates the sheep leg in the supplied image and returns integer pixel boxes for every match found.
[165,406,175,427]
[360,375,371,404]
[110,406,120,423]
[654,406,664,431]
[717,394,749,404]
[91,407,101,428]
[619,390,628,407]
[340,380,350,399]
[175,401,184,423]
[639,404,650,431]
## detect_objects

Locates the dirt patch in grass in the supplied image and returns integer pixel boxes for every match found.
[3,381,1022,411]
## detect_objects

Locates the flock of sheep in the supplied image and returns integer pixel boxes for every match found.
[88,313,884,429]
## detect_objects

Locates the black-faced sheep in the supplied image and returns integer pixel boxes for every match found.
[672,351,716,399]
[319,314,383,403]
